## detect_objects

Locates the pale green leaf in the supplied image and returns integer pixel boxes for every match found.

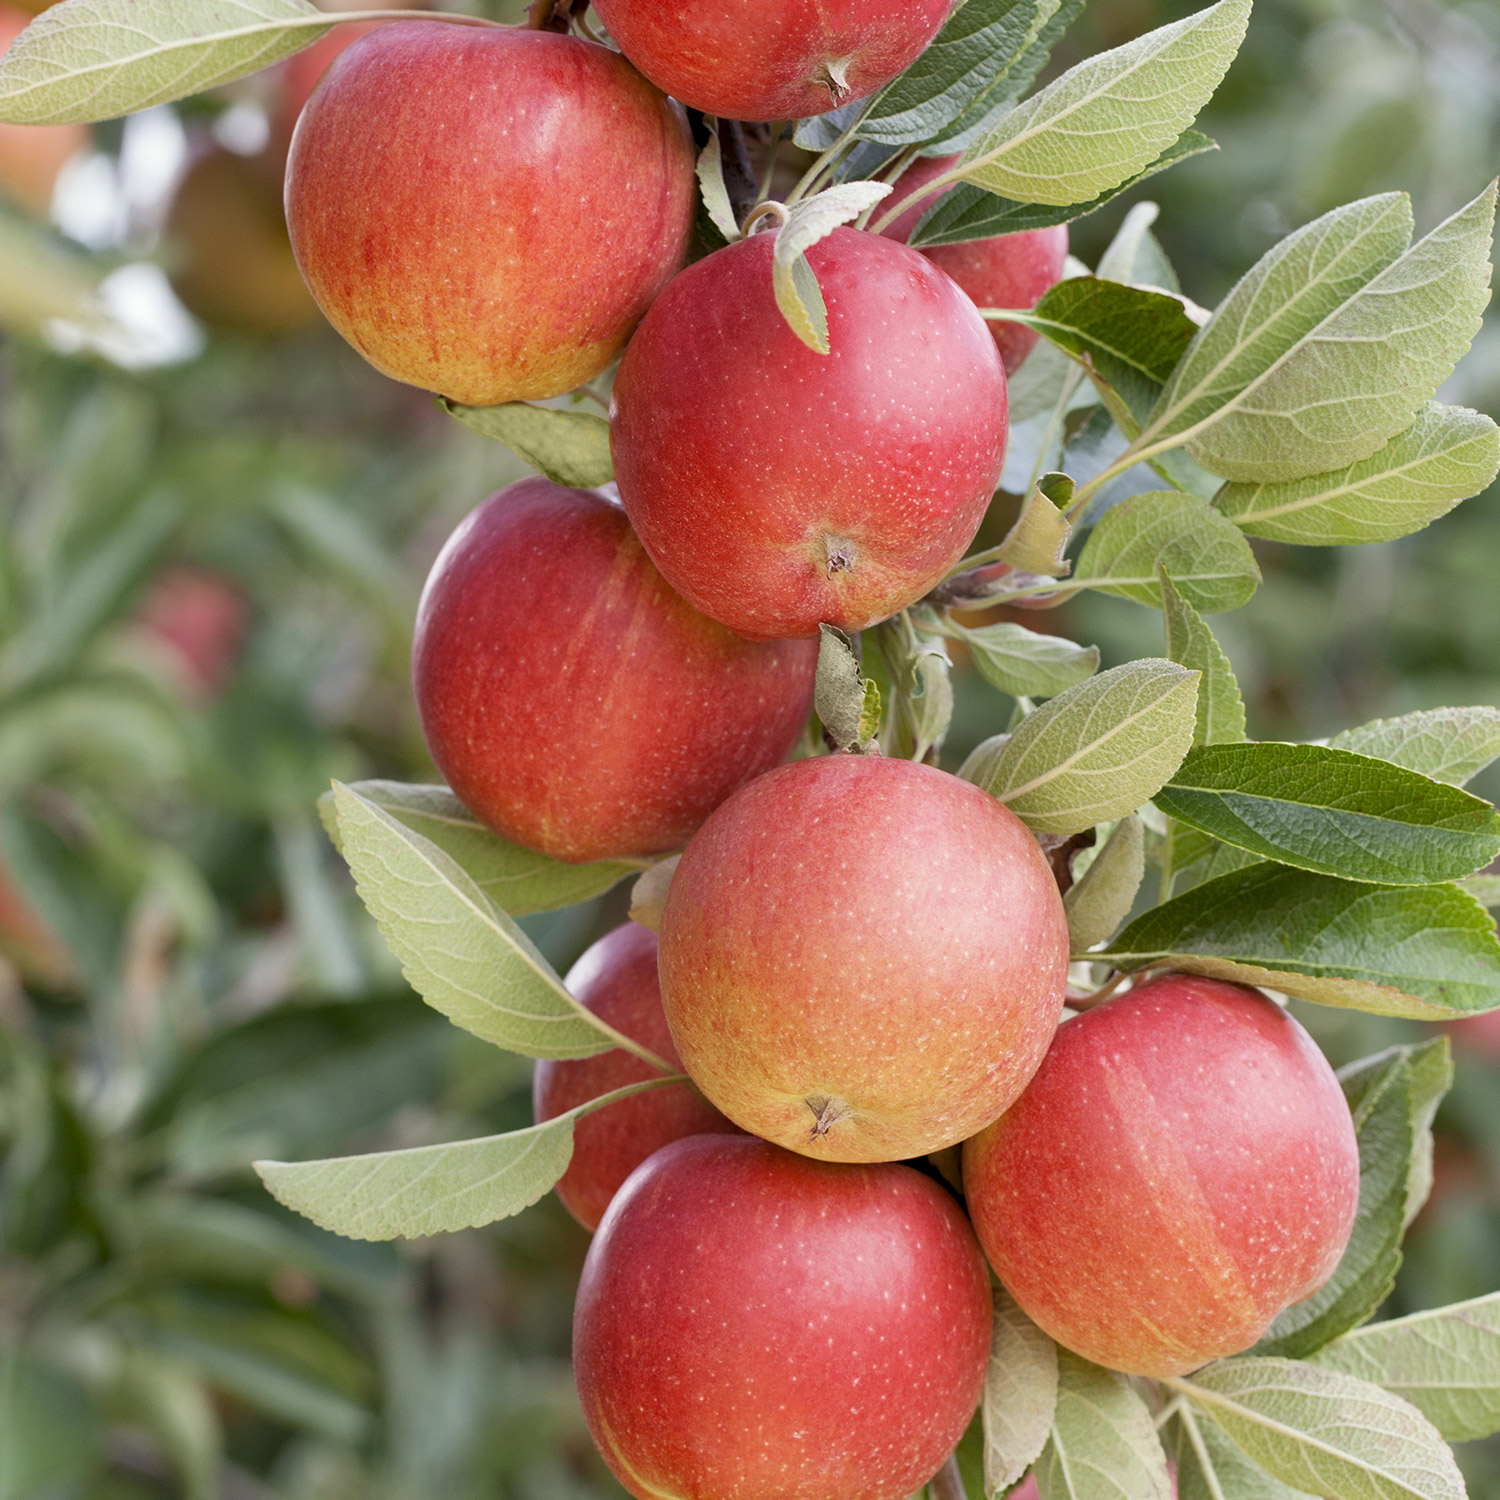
[1166,1358,1467,1500]
[0,0,337,125]
[1330,708,1500,788]
[317,782,640,917]
[968,658,1199,835]
[1170,1407,1314,1500]
[1065,814,1144,951]
[952,620,1100,699]
[1214,404,1500,546]
[816,624,875,752]
[1096,863,1500,1019]
[438,399,613,490]
[1462,875,1500,909]
[1311,1294,1500,1443]
[984,1285,1059,1495]
[998,475,1074,576]
[696,129,740,244]
[1035,1351,1173,1500]
[1076,491,1261,613]
[1160,567,1247,744]
[771,183,891,354]
[957,0,1249,207]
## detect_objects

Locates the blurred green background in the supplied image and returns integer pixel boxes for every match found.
[0,0,1497,1495]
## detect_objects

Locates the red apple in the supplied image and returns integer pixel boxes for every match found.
[0,7,87,217]
[574,1133,991,1500]
[135,567,249,700]
[658,754,1068,1161]
[589,0,951,121]
[532,922,739,1231]
[612,227,1008,640]
[285,22,696,406]
[880,153,1068,375]
[412,479,818,864]
[963,974,1360,1378]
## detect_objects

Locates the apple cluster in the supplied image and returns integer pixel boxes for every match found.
[279,7,1363,1498]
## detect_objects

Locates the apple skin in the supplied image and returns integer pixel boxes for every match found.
[658,754,1069,1162]
[532,922,739,1231]
[612,227,1008,640]
[589,0,951,122]
[963,974,1361,1378]
[412,479,818,864]
[880,153,1069,375]
[0,7,87,217]
[574,1133,992,1500]
[285,22,696,406]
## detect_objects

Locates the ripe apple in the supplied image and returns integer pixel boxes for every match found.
[963,974,1361,1377]
[532,922,739,1231]
[880,153,1069,375]
[0,7,87,217]
[574,1133,992,1500]
[658,754,1068,1161]
[285,22,696,406]
[588,0,952,121]
[135,567,250,700]
[412,478,818,864]
[612,227,1008,640]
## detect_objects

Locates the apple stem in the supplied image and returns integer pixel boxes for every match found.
[742,201,790,236]
[930,1454,968,1500]
[1068,970,1128,1010]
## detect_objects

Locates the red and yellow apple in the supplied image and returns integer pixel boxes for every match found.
[532,922,739,1231]
[612,227,1008,639]
[412,478,818,864]
[574,1134,991,1500]
[589,0,952,121]
[964,973,1361,1377]
[881,153,1069,374]
[658,754,1068,1161]
[285,22,696,405]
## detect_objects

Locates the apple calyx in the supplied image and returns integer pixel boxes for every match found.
[822,535,859,578]
[805,1094,853,1140]
[817,56,854,105]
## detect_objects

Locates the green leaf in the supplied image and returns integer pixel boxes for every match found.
[1330,708,1500,788]
[956,0,1249,207]
[984,1285,1059,1494]
[1153,742,1500,885]
[1075,491,1261,613]
[696,128,740,244]
[854,0,1056,147]
[438,399,614,490]
[1035,1351,1173,1500]
[329,781,624,1060]
[1310,1293,1500,1442]
[1258,1041,1451,1358]
[908,132,1217,248]
[997,474,1074,576]
[255,1078,679,1242]
[1065,815,1144,952]
[1462,875,1500,909]
[771,183,891,354]
[0,0,336,125]
[0,207,110,339]
[1165,1357,1467,1500]
[1160,567,1247,744]
[1146,184,1497,483]
[1095,863,1500,1019]
[966,659,1199,836]
[1214,404,1500,546]
[815,624,880,752]
[1169,1406,1313,1500]
[876,622,953,763]
[951,620,1100,699]
[1020,278,1199,419]
[317,782,640,917]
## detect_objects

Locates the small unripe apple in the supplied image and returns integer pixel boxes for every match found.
[589,0,952,121]
[0,7,87,217]
[285,22,696,406]
[413,479,818,864]
[881,154,1068,375]
[658,754,1068,1161]
[574,1134,992,1500]
[964,974,1360,1378]
[613,227,1008,640]
[532,922,739,1231]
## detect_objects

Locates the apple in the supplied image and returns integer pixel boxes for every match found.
[612,227,1008,640]
[0,7,87,217]
[588,0,952,121]
[412,478,818,864]
[573,1133,991,1500]
[963,974,1361,1378]
[166,145,320,336]
[658,754,1068,1161]
[532,922,739,1231]
[880,153,1068,375]
[135,567,250,700]
[285,21,696,406]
